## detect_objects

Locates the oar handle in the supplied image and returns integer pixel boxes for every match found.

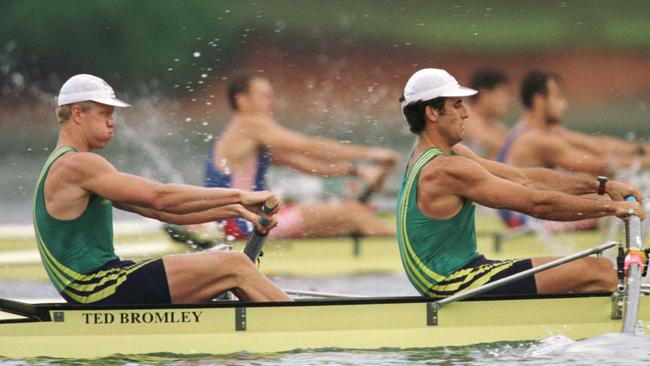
[243,197,279,263]
[597,176,608,195]
[624,194,642,248]
[357,185,374,204]
[256,197,279,228]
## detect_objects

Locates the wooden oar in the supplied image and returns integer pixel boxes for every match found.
[243,197,279,263]
[351,166,394,255]
[351,185,376,256]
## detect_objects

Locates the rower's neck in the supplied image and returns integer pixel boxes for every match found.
[470,102,495,122]
[521,110,550,131]
[56,125,91,152]
[417,131,453,156]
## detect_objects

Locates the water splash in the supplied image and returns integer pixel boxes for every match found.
[117,100,187,185]
[526,333,650,365]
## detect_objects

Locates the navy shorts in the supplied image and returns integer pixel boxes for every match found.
[60,258,172,305]
[427,255,537,297]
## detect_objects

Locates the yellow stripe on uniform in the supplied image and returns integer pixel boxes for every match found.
[32,146,153,303]
[397,148,446,295]
[62,260,157,304]
[430,261,516,293]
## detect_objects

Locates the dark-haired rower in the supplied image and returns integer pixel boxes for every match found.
[203,72,400,240]
[397,68,643,297]
[496,70,650,229]
[464,69,513,160]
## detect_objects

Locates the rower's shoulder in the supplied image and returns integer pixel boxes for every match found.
[51,151,113,176]
[239,114,278,129]
[233,115,285,140]
[513,128,550,148]
[419,152,475,182]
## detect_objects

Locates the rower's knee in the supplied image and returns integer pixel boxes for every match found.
[341,201,373,216]
[221,251,259,282]
[588,257,616,291]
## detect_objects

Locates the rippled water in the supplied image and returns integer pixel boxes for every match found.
[1,333,649,365]
[2,276,650,365]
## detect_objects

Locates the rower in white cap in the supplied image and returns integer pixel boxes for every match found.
[34,74,290,305]
[396,68,644,297]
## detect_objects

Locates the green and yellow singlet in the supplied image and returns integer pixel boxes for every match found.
[396,147,480,297]
[33,145,119,300]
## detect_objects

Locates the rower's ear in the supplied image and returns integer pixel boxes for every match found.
[531,93,545,110]
[70,105,84,125]
[425,104,439,123]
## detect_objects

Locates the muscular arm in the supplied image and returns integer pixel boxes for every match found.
[544,138,650,176]
[249,116,398,164]
[114,202,246,225]
[454,144,642,201]
[428,156,642,221]
[65,152,275,215]
[559,128,642,156]
[271,152,355,177]
[539,136,615,176]
[454,144,597,194]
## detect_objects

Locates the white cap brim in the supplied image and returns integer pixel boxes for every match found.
[401,85,478,109]
[90,97,131,108]
[440,85,478,97]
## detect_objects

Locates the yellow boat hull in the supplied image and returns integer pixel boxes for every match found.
[0,294,647,358]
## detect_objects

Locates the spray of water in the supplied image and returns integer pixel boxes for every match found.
[116,99,187,185]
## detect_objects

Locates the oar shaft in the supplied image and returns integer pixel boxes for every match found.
[622,195,645,334]
[622,264,643,333]
[0,298,39,319]
[435,241,618,308]
[357,185,374,204]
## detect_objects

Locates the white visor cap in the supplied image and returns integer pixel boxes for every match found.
[401,68,477,109]
[57,74,131,107]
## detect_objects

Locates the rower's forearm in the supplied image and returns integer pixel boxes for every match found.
[526,192,616,221]
[593,136,639,155]
[287,155,355,176]
[154,184,243,214]
[521,168,598,195]
[609,155,650,171]
[159,204,244,225]
[298,136,375,161]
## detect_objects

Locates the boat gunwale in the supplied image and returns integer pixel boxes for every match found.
[1,292,614,323]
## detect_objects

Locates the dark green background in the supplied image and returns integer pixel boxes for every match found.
[2,0,649,95]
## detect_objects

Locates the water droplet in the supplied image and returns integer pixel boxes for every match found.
[185,117,192,122]
[193,52,201,58]
[201,73,208,78]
